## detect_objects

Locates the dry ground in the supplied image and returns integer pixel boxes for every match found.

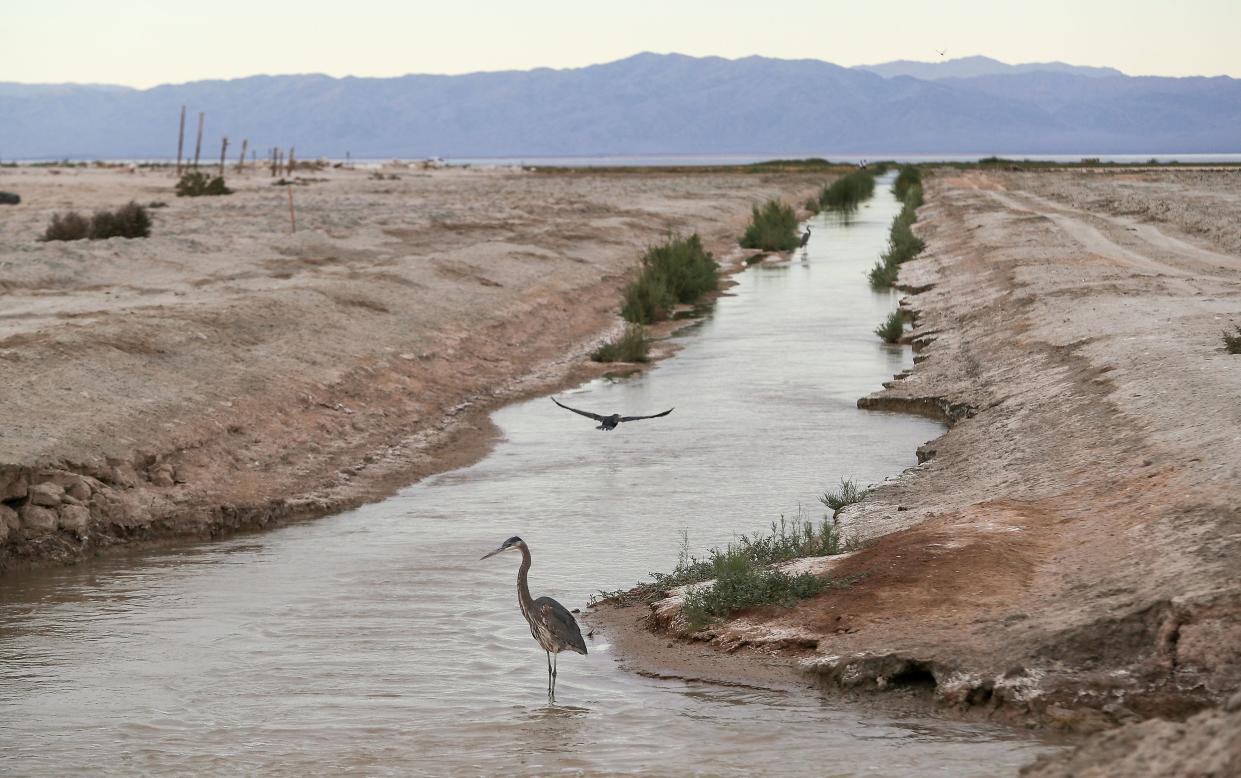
[591,168,1241,768]
[0,163,821,568]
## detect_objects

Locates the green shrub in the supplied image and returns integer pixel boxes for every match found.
[1224,326,1241,354]
[740,198,799,251]
[591,323,650,363]
[175,171,232,197]
[40,202,151,241]
[621,234,718,324]
[819,478,868,516]
[875,310,904,343]
[681,554,826,628]
[819,170,876,210]
[868,258,899,289]
[893,165,923,201]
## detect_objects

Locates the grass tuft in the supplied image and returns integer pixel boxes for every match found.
[868,178,926,289]
[819,478,869,516]
[893,165,923,202]
[591,323,650,363]
[875,310,904,343]
[1224,325,1241,354]
[740,199,799,251]
[175,171,232,197]
[621,234,718,324]
[819,170,876,211]
[681,556,826,628]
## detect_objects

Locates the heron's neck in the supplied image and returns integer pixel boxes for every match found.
[516,545,536,613]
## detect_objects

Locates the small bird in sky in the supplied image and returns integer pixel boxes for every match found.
[551,397,673,431]
[936,49,947,57]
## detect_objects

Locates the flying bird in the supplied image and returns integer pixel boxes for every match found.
[936,49,946,57]
[481,536,587,700]
[551,396,673,431]
[799,226,812,248]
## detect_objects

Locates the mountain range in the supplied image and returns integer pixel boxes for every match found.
[2,53,1238,159]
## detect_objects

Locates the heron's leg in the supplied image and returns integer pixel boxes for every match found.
[546,651,553,698]
[552,653,559,697]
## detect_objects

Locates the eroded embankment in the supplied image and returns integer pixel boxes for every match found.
[0,165,823,571]
[592,169,1241,744]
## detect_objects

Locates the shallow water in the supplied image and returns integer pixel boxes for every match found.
[0,177,1056,775]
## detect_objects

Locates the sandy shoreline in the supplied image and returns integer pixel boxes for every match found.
[0,164,823,570]
[589,168,1241,771]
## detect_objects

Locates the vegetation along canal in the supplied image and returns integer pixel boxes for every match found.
[0,173,1058,775]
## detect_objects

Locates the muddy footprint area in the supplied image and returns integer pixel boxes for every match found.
[0,165,824,569]
[594,168,1241,771]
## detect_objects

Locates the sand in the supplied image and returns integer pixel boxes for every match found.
[589,167,1241,768]
[0,163,822,568]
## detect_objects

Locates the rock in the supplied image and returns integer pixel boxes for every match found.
[19,504,59,535]
[28,482,65,507]
[0,469,28,501]
[108,461,139,488]
[50,473,93,502]
[149,464,175,488]
[0,504,19,533]
[58,504,91,533]
[0,192,20,205]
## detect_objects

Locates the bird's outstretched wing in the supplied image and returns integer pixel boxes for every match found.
[620,408,674,423]
[535,596,588,655]
[551,397,608,422]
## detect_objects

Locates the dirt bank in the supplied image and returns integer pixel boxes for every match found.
[0,163,822,570]
[591,169,1241,754]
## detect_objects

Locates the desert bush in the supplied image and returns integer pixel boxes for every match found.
[41,202,151,241]
[0,191,20,205]
[819,478,868,516]
[740,198,799,251]
[90,201,151,239]
[875,310,904,343]
[621,234,718,324]
[591,323,650,363]
[175,171,232,197]
[42,211,92,241]
[868,258,899,289]
[819,170,876,210]
[1224,325,1241,354]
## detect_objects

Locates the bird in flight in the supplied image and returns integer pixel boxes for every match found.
[936,49,946,57]
[551,397,673,431]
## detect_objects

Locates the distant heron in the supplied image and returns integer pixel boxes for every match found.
[481,536,587,700]
[799,226,812,248]
[551,397,673,431]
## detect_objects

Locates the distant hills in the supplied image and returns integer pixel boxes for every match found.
[2,53,1238,159]
[854,55,1125,80]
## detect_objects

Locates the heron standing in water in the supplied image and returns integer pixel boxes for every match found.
[799,225,812,248]
[481,536,587,700]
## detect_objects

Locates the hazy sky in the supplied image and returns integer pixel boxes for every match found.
[6,0,1239,88]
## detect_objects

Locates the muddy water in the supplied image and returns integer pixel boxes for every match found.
[0,177,1057,776]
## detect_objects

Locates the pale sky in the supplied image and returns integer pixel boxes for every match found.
[5,0,1239,88]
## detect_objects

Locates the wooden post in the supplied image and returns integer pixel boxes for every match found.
[269,148,277,177]
[287,185,296,233]
[237,139,248,172]
[287,147,296,176]
[175,105,186,175]
[192,112,204,169]
[218,136,229,177]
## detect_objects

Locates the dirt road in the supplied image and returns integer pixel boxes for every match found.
[0,164,822,569]
[594,169,1241,751]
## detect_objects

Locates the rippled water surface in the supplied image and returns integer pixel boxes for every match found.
[1,176,1057,775]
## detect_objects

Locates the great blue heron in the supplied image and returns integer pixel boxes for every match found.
[481,536,587,699]
[799,226,812,248]
[551,397,673,431]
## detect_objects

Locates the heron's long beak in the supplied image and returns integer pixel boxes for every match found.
[480,546,506,560]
